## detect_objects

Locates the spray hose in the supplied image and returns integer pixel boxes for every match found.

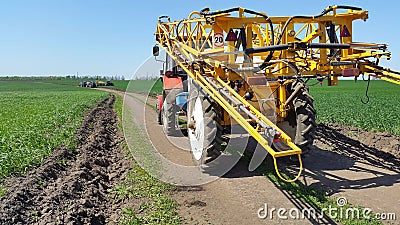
[273,154,303,182]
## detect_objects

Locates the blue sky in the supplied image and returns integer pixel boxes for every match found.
[0,0,399,78]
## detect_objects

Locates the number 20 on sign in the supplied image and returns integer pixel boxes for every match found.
[213,32,224,48]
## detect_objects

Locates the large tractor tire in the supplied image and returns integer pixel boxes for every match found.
[292,81,316,152]
[156,96,163,125]
[187,79,223,166]
[161,89,180,136]
[275,80,316,154]
[157,106,162,125]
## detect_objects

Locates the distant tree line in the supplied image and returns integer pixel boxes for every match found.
[0,75,126,81]
[67,75,126,81]
[133,76,160,81]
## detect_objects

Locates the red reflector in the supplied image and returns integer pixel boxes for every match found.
[225,29,238,41]
[165,71,174,77]
[340,25,351,37]
[342,68,359,77]
[273,132,281,143]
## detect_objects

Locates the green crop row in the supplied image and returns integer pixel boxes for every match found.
[309,80,400,135]
[103,79,162,95]
[0,81,107,180]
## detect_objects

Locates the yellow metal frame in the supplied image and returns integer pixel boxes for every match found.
[155,5,400,182]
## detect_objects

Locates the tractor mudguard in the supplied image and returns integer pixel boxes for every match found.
[162,76,183,89]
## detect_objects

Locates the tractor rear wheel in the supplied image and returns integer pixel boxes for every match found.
[187,79,223,166]
[161,89,180,136]
[274,80,316,154]
[156,100,162,125]
[292,80,316,153]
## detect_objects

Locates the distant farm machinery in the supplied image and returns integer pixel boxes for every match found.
[79,80,114,88]
[153,5,400,182]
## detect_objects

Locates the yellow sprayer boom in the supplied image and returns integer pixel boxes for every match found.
[154,6,400,182]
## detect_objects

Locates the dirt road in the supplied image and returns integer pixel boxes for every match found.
[118,90,399,225]
[119,91,318,225]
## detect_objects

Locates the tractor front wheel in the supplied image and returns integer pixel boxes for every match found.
[187,79,223,166]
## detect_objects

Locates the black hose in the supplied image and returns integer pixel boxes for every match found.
[245,44,289,54]
[200,6,362,70]
[246,43,350,55]
[308,43,350,49]
[158,15,170,22]
[259,5,362,70]
[201,7,275,61]
[275,5,362,46]
[361,75,371,104]
[200,7,240,16]
[334,5,362,11]
[175,19,185,41]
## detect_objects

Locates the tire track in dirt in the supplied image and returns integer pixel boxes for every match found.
[0,94,131,224]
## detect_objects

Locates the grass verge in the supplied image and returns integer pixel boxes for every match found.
[0,186,7,198]
[111,94,181,224]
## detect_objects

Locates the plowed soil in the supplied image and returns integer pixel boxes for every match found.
[316,123,400,163]
[0,95,131,225]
